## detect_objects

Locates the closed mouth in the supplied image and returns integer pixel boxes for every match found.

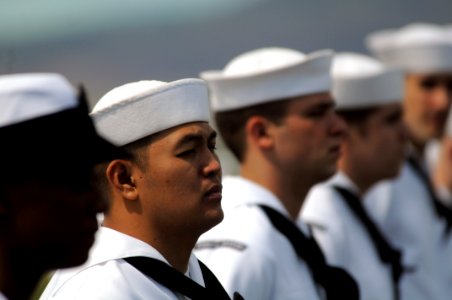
[204,184,222,201]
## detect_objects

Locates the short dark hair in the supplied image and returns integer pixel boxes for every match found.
[121,134,155,171]
[92,134,155,207]
[91,161,110,211]
[215,99,290,162]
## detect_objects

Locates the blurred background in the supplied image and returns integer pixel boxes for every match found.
[1,0,451,174]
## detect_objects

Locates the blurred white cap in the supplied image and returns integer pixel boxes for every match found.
[0,73,77,127]
[332,52,403,109]
[200,47,334,112]
[91,78,210,146]
[366,23,452,73]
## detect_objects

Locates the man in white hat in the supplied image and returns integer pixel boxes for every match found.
[301,52,407,300]
[365,23,452,299]
[0,73,120,300]
[195,47,358,300]
[41,79,240,299]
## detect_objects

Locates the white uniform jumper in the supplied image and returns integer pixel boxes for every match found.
[365,157,450,300]
[302,172,398,300]
[196,176,353,300]
[40,227,208,300]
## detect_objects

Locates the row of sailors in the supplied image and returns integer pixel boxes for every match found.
[0,22,451,299]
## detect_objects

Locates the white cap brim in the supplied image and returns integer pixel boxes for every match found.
[366,23,452,73]
[91,78,210,146]
[201,49,334,112]
[332,53,403,109]
[0,73,77,127]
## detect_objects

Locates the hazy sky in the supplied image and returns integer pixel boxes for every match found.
[0,0,261,46]
[1,0,451,173]
[1,0,451,103]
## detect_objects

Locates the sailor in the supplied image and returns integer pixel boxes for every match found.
[301,52,407,300]
[195,47,358,300]
[41,79,240,299]
[0,73,119,300]
[365,23,452,300]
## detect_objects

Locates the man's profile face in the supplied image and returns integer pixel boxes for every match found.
[4,171,104,269]
[271,92,346,185]
[136,122,223,237]
[346,103,407,183]
[404,73,452,145]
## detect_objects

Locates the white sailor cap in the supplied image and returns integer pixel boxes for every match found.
[366,23,452,73]
[332,52,403,110]
[0,73,123,175]
[200,47,334,112]
[91,79,210,146]
[0,73,77,127]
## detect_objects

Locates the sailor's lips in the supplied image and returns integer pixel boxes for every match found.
[204,184,222,202]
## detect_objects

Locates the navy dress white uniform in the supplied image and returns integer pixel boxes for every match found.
[365,23,452,300]
[301,52,406,300]
[196,176,321,300]
[41,79,234,300]
[196,47,358,300]
[302,173,397,300]
[41,227,208,300]
[365,156,449,300]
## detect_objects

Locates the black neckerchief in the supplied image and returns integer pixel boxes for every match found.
[333,185,403,300]
[258,204,359,300]
[406,155,452,234]
[124,256,244,300]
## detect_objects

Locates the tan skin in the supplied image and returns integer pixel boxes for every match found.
[240,92,346,220]
[103,122,223,273]
[403,73,452,155]
[339,103,407,196]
